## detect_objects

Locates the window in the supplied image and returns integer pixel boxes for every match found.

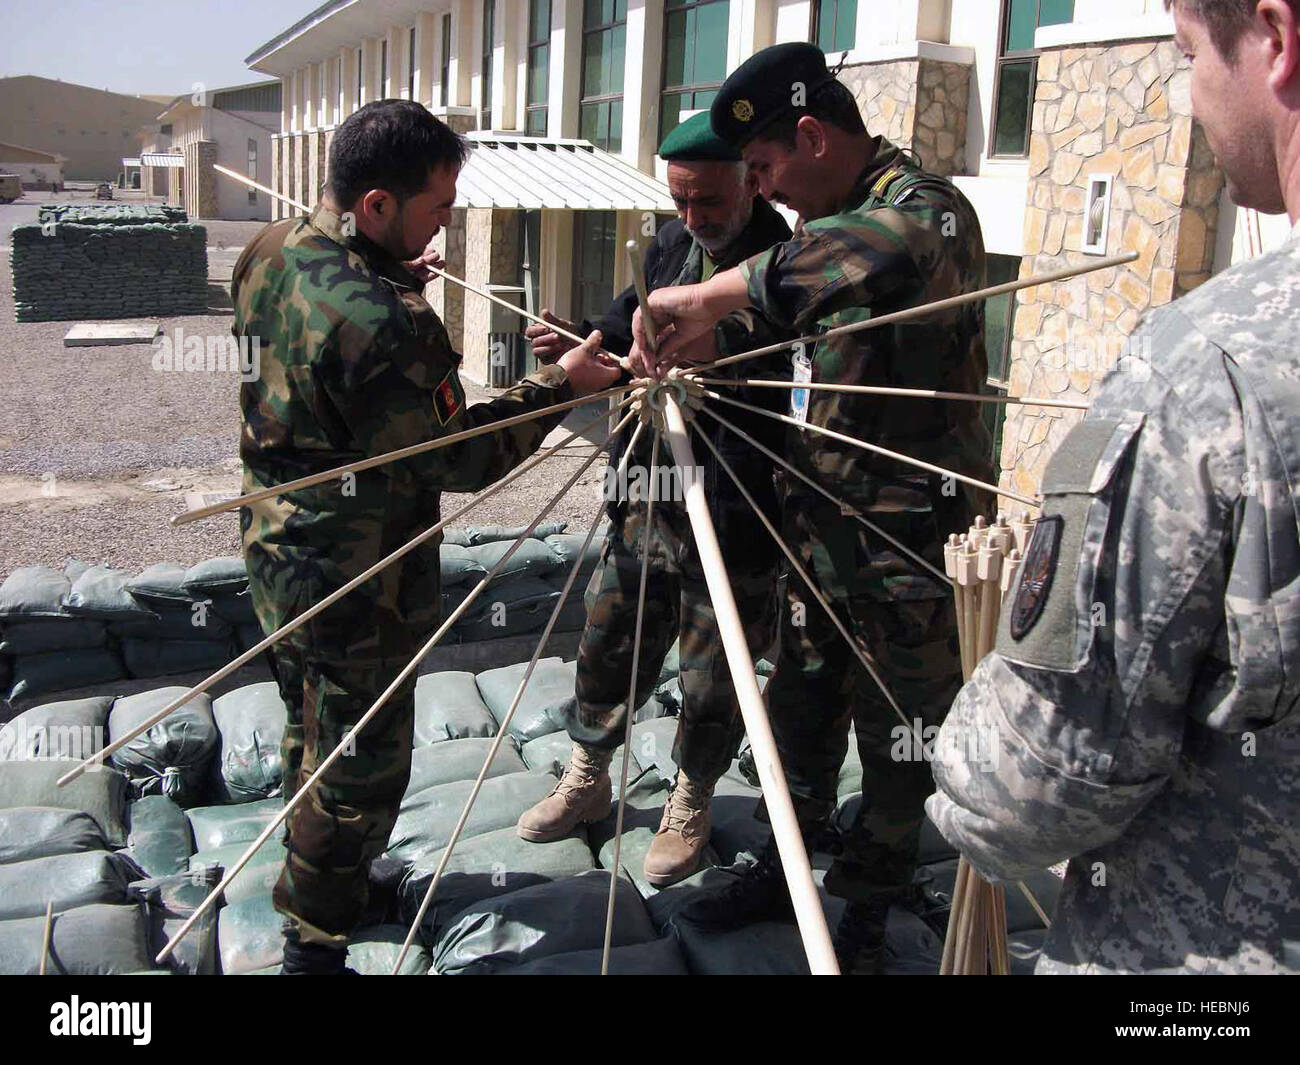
[579,0,627,152]
[247,138,258,205]
[812,0,856,53]
[991,0,1074,157]
[572,211,618,323]
[659,0,729,144]
[440,13,452,107]
[356,47,363,109]
[408,26,417,101]
[481,0,496,129]
[526,0,552,136]
[381,39,389,97]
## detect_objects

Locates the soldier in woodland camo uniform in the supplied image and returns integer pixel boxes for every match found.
[634,44,993,972]
[233,101,619,973]
[928,0,1300,973]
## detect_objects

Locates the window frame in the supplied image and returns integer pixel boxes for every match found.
[408,25,417,102]
[989,0,1074,159]
[578,0,628,153]
[247,137,258,205]
[381,38,388,97]
[440,13,452,107]
[481,0,496,130]
[526,0,552,136]
[810,0,857,54]
[658,0,730,145]
[356,47,363,110]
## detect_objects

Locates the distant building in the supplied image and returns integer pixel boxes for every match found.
[0,75,166,181]
[139,81,282,221]
[0,140,65,189]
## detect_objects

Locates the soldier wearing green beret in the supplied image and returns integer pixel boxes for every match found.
[517,112,796,886]
[633,43,994,972]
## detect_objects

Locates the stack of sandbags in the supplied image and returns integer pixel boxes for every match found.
[118,564,233,678]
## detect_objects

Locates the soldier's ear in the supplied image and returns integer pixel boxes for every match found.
[795,115,827,159]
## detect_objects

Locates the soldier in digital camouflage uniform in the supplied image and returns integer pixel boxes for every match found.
[927,0,1300,973]
[633,43,994,972]
[516,113,794,887]
[233,101,619,974]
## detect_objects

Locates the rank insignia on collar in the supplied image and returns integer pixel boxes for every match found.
[1010,515,1063,640]
[433,369,464,426]
[732,99,755,122]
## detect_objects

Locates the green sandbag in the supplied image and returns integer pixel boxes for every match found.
[439,544,487,588]
[0,695,112,761]
[0,904,153,976]
[209,682,285,802]
[125,562,191,604]
[124,794,194,877]
[464,538,563,584]
[475,657,576,742]
[0,566,70,619]
[217,892,283,975]
[502,937,690,974]
[702,772,766,865]
[452,577,561,641]
[186,797,282,851]
[0,807,107,864]
[413,671,498,744]
[462,522,567,545]
[8,648,126,703]
[434,871,657,974]
[208,591,257,627]
[405,738,525,794]
[398,827,595,940]
[385,771,557,865]
[115,603,233,641]
[180,557,248,596]
[189,838,287,906]
[0,619,107,655]
[658,640,681,686]
[543,530,606,573]
[0,759,130,846]
[588,772,708,897]
[63,565,157,621]
[128,868,221,975]
[520,729,642,778]
[346,924,432,976]
[108,686,219,804]
[0,849,145,920]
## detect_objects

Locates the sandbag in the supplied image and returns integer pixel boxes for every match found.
[453,577,562,641]
[347,924,432,976]
[0,566,70,619]
[112,601,233,641]
[520,729,642,779]
[588,771,698,897]
[0,903,153,975]
[0,849,145,920]
[461,522,567,546]
[125,562,191,604]
[0,807,107,864]
[464,538,563,584]
[181,557,248,597]
[209,682,286,802]
[475,657,576,742]
[0,758,130,846]
[62,565,156,621]
[208,591,257,627]
[385,771,556,865]
[502,936,690,975]
[439,544,488,587]
[691,772,764,867]
[434,871,657,974]
[413,671,498,744]
[405,738,526,794]
[128,867,220,975]
[108,686,219,804]
[8,648,126,702]
[189,838,287,906]
[0,619,107,655]
[217,892,284,975]
[236,624,264,652]
[124,794,194,877]
[0,695,112,761]
[398,827,595,940]
[543,531,605,575]
[186,797,282,851]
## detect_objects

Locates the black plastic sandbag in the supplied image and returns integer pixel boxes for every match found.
[413,671,498,744]
[123,794,194,877]
[0,849,145,921]
[0,695,112,761]
[63,565,157,622]
[346,924,432,976]
[128,867,220,975]
[0,619,107,655]
[0,759,130,846]
[8,648,127,703]
[209,682,286,802]
[475,657,576,742]
[0,903,153,976]
[217,892,283,975]
[0,566,70,619]
[186,797,282,851]
[501,936,690,975]
[404,737,526,794]
[107,686,218,803]
[0,807,107,864]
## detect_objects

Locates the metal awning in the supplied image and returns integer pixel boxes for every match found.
[455,134,674,212]
[140,152,184,168]
[121,157,141,168]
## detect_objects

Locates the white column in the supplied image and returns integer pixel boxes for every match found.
[550,0,584,137]
[339,47,353,121]
[289,69,300,132]
[623,0,665,172]
[386,26,402,98]
[416,12,437,106]
[454,1,475,109]
[281,74,292,134]
[735,0,777,59]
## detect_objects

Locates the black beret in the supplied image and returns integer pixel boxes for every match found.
[658,111,742,162]
[710,42,837,149]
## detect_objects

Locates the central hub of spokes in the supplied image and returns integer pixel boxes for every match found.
[637,376,696,430]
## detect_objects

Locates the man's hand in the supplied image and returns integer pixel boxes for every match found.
[631,269,750,375]
[403,238,445,284]
[525,309,578,364]
[557,330,623,395]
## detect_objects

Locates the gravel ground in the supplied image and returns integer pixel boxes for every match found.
[0,191,611,578]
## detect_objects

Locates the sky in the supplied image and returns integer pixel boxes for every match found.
[0,0,314,96]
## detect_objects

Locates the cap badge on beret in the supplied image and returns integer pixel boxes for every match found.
[731,99,755,123]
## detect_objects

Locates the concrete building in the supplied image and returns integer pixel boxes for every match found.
[0,141,65,190]
[138,81,282,221]
[0,76,168,182]
[247,0,1277,497]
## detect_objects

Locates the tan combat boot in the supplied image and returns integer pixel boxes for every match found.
[517,743,613,842]
[643,775,714,887]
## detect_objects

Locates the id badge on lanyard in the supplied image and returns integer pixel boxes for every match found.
[790,342,813,424]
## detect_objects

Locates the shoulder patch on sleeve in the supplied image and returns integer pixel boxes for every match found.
[433,368,465,425]
[1010,515,1062,640]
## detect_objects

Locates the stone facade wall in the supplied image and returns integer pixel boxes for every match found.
[841,57,971,176]
[428,207,468,358]
[999,39,1224,502]
[459,208,522,386]
[195,141,218,219]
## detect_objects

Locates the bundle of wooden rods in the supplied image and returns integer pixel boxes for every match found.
[938,511,1035,975]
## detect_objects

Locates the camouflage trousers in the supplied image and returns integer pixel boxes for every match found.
[760,506,963,905]
[570,532,778,784]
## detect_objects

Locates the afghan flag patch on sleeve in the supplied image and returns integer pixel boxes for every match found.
[433,368,465,426]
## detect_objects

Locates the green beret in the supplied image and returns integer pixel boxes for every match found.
[710,42,837,149]
[657,111,742,162]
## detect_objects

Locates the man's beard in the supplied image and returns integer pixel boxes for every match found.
[687,213,749,255]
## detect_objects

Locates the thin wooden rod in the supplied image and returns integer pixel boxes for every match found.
[393,420,648,975]
[39,901,53,977]
[673,250,1138,377]
[156,409,635,965]
[702,389,1042,509]
[57,396,634,790]
[692,377,1090,411]
[602,428,661,976]
[662,395,838,975]
[1019,879,1053,929]
[173,386,628,525]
